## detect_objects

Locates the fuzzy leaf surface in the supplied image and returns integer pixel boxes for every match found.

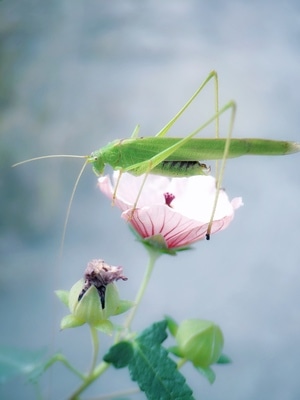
[105,321,194,400]
[104,341,134,368]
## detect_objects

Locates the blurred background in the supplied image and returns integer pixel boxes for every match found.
[1,1,300,399]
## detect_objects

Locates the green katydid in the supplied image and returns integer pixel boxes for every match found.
[13,70,300,241]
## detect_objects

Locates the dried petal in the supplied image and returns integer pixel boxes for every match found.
[78,259,127,308]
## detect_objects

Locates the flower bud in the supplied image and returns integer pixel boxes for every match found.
[175,319,224,367]
[56,259,133,334]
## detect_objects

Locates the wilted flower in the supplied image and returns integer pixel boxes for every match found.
[98,172,242,250]
[78,259,128,308]
[56,259,133,334]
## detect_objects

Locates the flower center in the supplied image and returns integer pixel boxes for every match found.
[164,192,175,207]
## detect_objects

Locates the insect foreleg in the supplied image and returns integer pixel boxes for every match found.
[112,170,123,204]
[111,125,141,204]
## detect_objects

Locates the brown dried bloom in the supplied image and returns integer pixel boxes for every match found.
[78,259,128,308]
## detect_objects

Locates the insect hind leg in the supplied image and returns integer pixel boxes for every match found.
[206,100,237,240]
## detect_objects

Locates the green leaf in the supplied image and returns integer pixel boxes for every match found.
[194,365,216,384]
[138,319,168,343]
[165,315,178,337]
[167,346,183,358]
[217,353,232,364]
[60,314,85,330]
[94,319,114,335]
[114,300,135,316]
[0,346,47,384]
[104,341,134,368]
[142,235,192,255]
[55,290,69,307]
[129,226,192,255]
[105,321,194,400]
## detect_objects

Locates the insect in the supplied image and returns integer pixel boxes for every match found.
[13,71,300,241]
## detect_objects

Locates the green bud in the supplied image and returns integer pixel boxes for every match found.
[176,319,224,367]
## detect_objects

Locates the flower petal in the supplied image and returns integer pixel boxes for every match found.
[122,204,236,248]
[98,172,243,249]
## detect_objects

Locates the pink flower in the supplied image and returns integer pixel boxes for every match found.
[98,172,243,249]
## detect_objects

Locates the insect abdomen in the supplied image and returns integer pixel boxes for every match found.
[151,160,210,177]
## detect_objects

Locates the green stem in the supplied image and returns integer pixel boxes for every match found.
[88,325,99,374]
[43,353,84,380]
[121,248,161,335]
[67,326,105,399]
[68,362,110,400]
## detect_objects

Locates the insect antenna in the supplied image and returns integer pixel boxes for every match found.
[60,158,89,255]
[12,153,89,253]
[12,154,86,167]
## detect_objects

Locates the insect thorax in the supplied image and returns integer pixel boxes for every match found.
[152,160,210,177]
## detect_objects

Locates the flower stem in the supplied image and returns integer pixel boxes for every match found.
[42,353,84,380]
[67,327,106,400]
[68,362,110,400]
[88,325,99,374]
[122,248,161,333]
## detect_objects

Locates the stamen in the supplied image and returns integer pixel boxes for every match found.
[164,192,175,207]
